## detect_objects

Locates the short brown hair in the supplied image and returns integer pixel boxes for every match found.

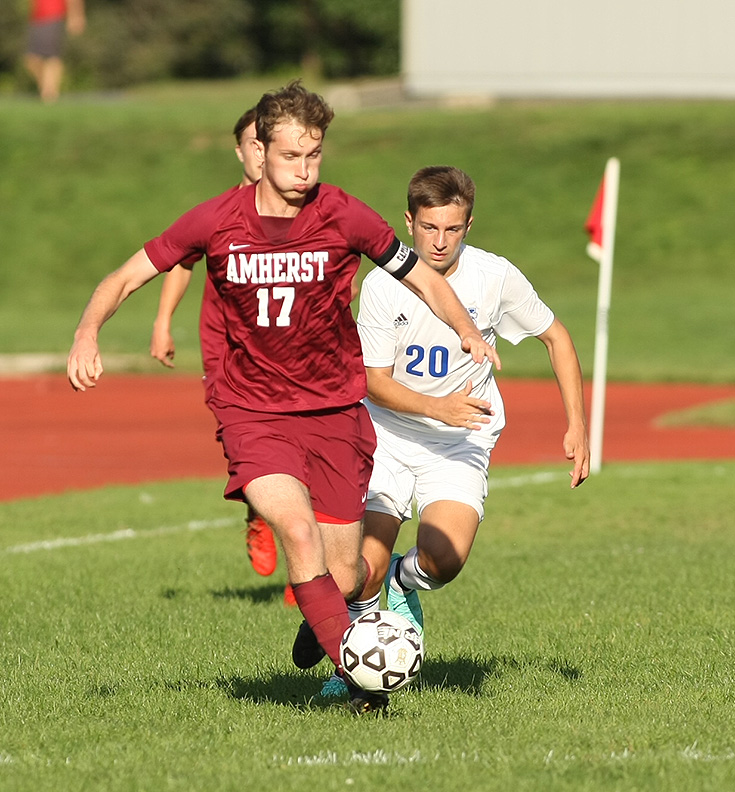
[407,166,475,222]
[255,79,334,146]
[233,106,257,145]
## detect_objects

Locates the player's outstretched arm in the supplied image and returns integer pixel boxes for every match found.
[150,263,195,368]
[536,319,590,487]
[400,258,502,369]
[68,249,160,391]
[366,369,493,430]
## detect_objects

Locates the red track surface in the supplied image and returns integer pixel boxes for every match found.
[1,374,734,502]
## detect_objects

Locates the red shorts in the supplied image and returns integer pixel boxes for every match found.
[211,401,376,523]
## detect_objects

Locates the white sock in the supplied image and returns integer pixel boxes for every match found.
[348,592,380,621]
[393,546,444,592]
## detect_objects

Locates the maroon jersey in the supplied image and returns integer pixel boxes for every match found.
[144,183,416,412]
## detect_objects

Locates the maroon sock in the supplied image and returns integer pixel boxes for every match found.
[292,573,350,669]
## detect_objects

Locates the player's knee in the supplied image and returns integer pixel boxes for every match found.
[279,516,320,555]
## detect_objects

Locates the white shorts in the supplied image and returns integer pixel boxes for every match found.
[367,420,492,523]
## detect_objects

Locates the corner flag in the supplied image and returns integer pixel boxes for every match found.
[586,158,620,475]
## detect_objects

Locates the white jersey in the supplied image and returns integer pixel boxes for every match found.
[357,244,554,446]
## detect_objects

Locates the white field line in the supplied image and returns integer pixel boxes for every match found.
[3,465,691,557]
[488,471,567,489]
[4,517,239,555]
[271,749,472,766]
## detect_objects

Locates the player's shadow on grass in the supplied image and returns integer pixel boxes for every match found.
[159,584,287,604]
[212,652,582,708]
[103,653,582,711]
[215,671,337,709]
[209,583,287,605]
[418,652,582,695]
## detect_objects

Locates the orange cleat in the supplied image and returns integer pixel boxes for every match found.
[244,514,277,576]
[283,583,297,607]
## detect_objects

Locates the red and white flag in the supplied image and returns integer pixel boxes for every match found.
[585,157,620,475]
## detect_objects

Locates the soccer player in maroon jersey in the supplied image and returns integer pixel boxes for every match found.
[67,80,501,714]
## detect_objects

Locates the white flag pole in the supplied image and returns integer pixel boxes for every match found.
[589,157,620,475]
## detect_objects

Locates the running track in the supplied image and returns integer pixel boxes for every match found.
[1,375,734,501]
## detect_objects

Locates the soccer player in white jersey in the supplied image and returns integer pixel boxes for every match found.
[351,165,589,641]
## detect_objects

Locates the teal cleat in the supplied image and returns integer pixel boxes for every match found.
[320,673,349,698]
[384,553,424,636]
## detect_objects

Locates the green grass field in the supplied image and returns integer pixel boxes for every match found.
[1,79,734,382]
[2,461,734,791]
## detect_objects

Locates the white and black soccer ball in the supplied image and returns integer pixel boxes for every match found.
[339,610,424,693]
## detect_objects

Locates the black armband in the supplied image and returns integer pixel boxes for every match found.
[374,237,418,280]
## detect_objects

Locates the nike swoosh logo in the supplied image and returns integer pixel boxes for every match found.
[229,243,251,251]
[361,492,368,503]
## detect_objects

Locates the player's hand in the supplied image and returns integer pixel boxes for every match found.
[431,381,494,430]
[564,425,590,488]
[67,337,103,392]
[461,332,502,368]
[150,327,176,368]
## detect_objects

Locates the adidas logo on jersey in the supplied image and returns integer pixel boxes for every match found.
[393,313,409,327]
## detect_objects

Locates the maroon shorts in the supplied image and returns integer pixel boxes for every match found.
[212,402,376,523]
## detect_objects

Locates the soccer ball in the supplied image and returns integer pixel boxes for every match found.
[340,610,424,693]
